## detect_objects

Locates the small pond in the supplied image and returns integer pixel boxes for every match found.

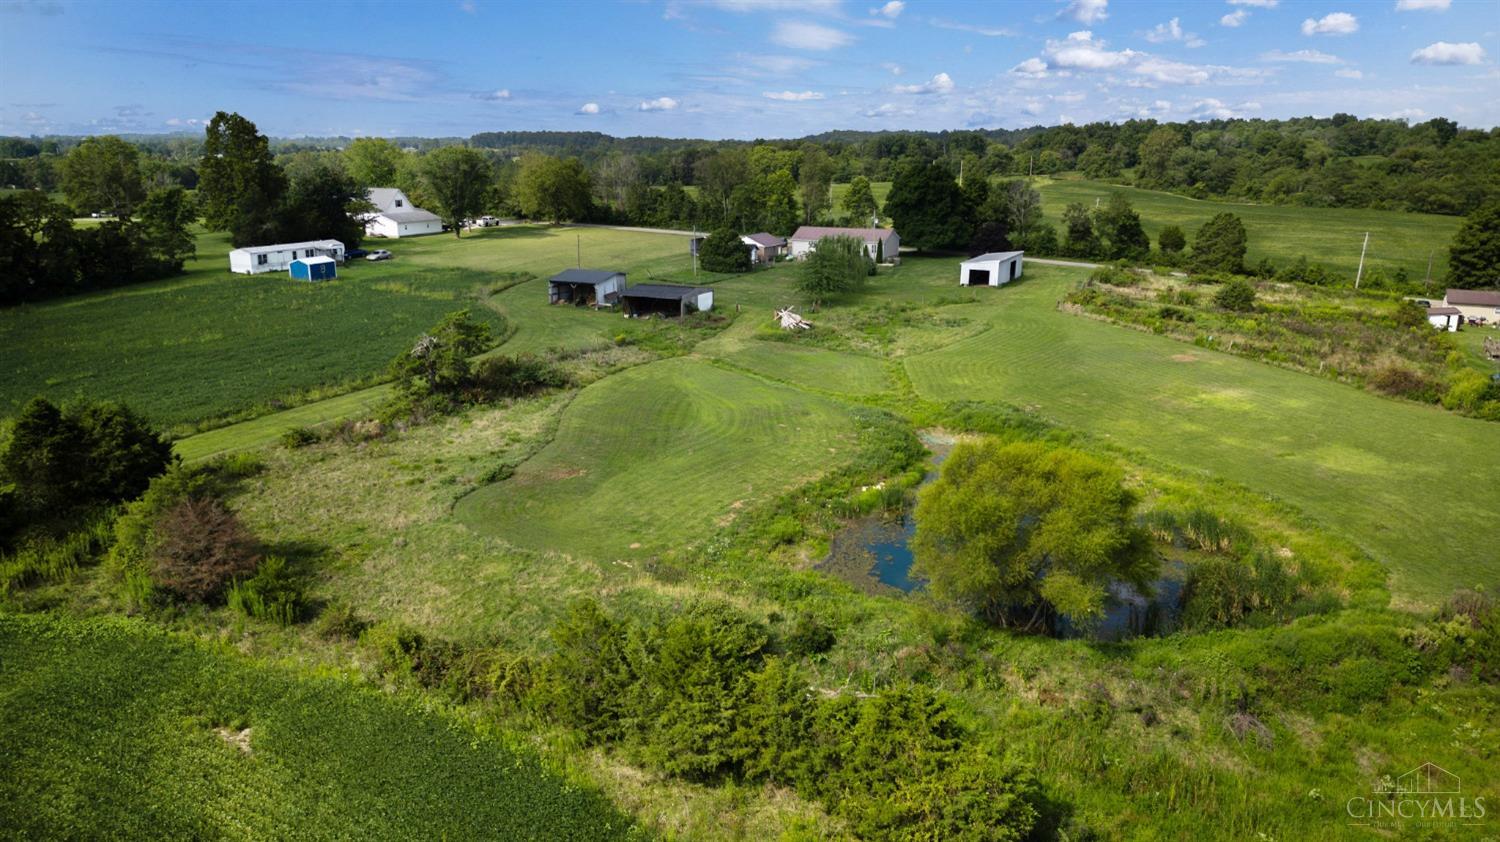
[820,433,1187,642]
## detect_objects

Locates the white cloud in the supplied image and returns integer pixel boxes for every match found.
[637,96,680,112]
[1261,49,1344,64]
[1220,9,1249,27]
[458,0,476,13]
[881,62,904,75]
[771,20,854,50]
[1396,0,1450,10]
[1022,98,1046,116]
[763,90,825,101]
[1411,41,1486,65]
[1335,68,1364,78]
[704,0,842,11]
[1060,0,1108,25]
[1010,57,1050,77]
[861,102,914,118]
[1135,57,1213,85]
[739,54,819,75]
[576,102,601,115]
[928,18,1017,37]
[891,72,955,95]
[1227,0,1278,6]
[474,88,511,101]
[1301,12,1358,36]
[1377,107,1426,120]
[871,1,904,18]
[1192,97,1244,119]
[1045,30,1136,70]
[1144,17,1204,47]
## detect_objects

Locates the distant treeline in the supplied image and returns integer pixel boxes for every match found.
[5,114,1497,215]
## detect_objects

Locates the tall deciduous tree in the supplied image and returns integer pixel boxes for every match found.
[1061,202,1099,258]
[423,146,494,235]
[911,438,1153,631]
[198,112,287,246]
[343,137,404,187]
[798,146,834,224]
[1136,127,1183,189]
[59,135,146,217]
[281,160,367,246]
[1446,202,1500,289]
[757,169,799,236]
[885,161,967,251]
[1093,193,1150,260]
[841,176,879,225]
[136,186,196,270]
[512,154,592,225]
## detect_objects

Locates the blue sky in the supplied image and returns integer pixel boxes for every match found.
[2,0,1497,139]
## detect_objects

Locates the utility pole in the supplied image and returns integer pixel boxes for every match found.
[576,234,581,268]
[958,158,964,188]
[1425,250,1434,288]
[1354,231,1369,289]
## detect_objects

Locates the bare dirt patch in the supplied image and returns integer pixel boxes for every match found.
[1170,353,1200,363]
[215,726,253,755]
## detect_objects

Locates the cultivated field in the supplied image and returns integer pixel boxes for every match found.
[0,613,639,839]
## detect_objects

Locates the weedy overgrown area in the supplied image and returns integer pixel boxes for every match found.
[3,224,1497,840]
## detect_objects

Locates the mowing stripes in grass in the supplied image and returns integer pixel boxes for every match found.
[453,357,858,560]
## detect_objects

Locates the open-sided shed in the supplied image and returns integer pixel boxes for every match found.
[548,268,626,307]
[960,251,1024,287]
[289,256,337,282]
[620,283,714,318]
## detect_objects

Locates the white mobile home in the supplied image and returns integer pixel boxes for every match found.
[363,187,443,238]
[228,240,345,275]
[960,251,1024,287]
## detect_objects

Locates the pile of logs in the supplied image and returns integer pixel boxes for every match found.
[776,308,813,330]
[1484,336,1500,361]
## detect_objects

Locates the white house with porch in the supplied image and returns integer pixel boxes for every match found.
[363,187,443,238]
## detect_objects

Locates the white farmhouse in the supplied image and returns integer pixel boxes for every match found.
[363,187,443,238]
[228,239,345,275]
[788,226,900,264]
[959,251,1025,287]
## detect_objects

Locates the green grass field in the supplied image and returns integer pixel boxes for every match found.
[1036,176,1462,279]
[0,613,640,840]
[0,225,700,432]
[831,177,1460,279]
[453,356,858,560]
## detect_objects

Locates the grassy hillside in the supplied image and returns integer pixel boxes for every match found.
[1036,177,1462,279]
[0,613,641,840]
[0,225,700,432]
[454,357,859,560]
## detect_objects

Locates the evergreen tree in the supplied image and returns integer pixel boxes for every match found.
[698,228,750,273]
[1447,202,1500,288]
[1093,193,1150,260]
[1061,202,1099,258]
[1190,213,1249,274]
[1157,225,1187,255]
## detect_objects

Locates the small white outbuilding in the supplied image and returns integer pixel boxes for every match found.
[960,251,1024,287]
[1427,306,1462,332]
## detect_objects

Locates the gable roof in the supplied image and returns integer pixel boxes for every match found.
[1427,306,1462,316]
[377,208,441,224]
[1445,288,1500,307]
[790,226,896,244]
[621,283,710,301]
[963,251,1024,263]
[366,187,408,213]
[232,239,344,255]
[549,268,624,285]
[743,232,786,248]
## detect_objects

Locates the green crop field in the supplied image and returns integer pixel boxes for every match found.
[454,356,858,560]
[0,613,640,840]
[0,225,700,432]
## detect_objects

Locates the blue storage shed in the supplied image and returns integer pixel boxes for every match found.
[289,255,337,282]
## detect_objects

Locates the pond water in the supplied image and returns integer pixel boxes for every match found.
[820,434,1186,641]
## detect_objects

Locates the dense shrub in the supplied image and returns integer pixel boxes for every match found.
[697,227,751,273]
[1087,264,1141,287]
[1369,363,1438,400]
[226,556,306,625]
[280,426,320,449]
[798,235,873,301]
[1157,225,1186,254]
[314,599,369,640]
[471,354,570,399]
[149,496,260,603]
[361,620,461,690]
[0,511,114,595]
[782,614,836,657]
[1213,278,1257,312]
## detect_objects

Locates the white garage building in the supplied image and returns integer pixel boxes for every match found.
[959,251,1024,287]
[228,239,345,275]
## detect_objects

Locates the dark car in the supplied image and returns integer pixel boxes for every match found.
[345,248,369,260]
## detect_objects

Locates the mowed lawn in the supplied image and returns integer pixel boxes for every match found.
[454,356,858,560]
[0,613,638,840]
[897,260,1500,604]
[0,226,695,430]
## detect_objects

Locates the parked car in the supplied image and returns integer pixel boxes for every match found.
[366,250,392,261]
[345,248,369,260]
